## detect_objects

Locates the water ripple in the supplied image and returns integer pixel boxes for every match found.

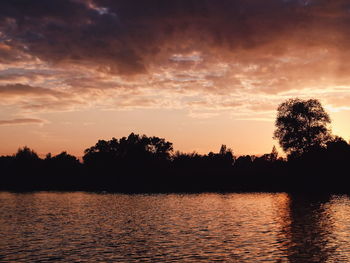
[1,192,350,262]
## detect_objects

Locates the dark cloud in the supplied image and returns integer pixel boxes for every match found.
[0,118,44,126]
[1,0,350,75]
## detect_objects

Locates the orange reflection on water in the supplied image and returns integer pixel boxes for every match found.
[1,192,350,262]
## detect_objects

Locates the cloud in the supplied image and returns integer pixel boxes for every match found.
[1,0,350,75]
[0,83,64,97]
[1,0,350,117]
[0,118,45,126]
[0,83,84,112]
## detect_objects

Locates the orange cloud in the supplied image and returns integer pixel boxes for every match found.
[0,118,44,126]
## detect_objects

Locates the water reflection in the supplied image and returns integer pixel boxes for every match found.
[281,194,335,263]
[1,192,350,262]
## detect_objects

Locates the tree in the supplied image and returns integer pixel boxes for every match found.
[83,133,173,166]
[269,145,278,162]
[235,155,253,169]
[50,151,80,165]
[219,144,234,165]
[15,146,39,161]
[273,98,331,156]
[257,146,278,163]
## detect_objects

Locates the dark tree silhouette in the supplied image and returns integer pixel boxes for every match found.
[83,133,173,168]
[45,151,80,167]
[234,155,253,169]
[274,98,331,156]
[270,145,278,162]
[255,146,279,164]
[15,146,39,161]
[1,116,350,193]
[218,144,234,164]
[13,146,41,171]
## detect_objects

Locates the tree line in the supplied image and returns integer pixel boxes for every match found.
[1,98,350,193]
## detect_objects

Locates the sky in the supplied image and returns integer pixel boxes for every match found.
[1,0,350,157]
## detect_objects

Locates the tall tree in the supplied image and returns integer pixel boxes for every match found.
[273,98,331,156]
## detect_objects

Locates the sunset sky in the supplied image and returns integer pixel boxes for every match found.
[1,0,350,157]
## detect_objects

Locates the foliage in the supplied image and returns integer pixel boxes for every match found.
[83,133,173,166]
[14,146,39,161]
[46,151,80,166]
[274,98,331,156]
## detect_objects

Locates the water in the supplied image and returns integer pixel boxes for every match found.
[1,192,350,262]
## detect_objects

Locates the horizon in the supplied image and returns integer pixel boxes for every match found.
[1,0,350,157]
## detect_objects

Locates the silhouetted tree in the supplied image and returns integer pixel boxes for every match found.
[83,133,173,169]
[235,155,253,169]
[2,124,350,193]
[218,144,234,164]
[326,136,349,154]
[255,146,279,164]
[270,145,278,162]
[8,146,42,189]
[274,98,331,156]
[325,136,350,169]
[15,146,39,161]
[219,145,227,155]
[13,146,41,170]
[41,151,82,189]
[46,151,80,166]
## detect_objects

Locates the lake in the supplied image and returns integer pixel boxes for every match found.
[1,192,350,262]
